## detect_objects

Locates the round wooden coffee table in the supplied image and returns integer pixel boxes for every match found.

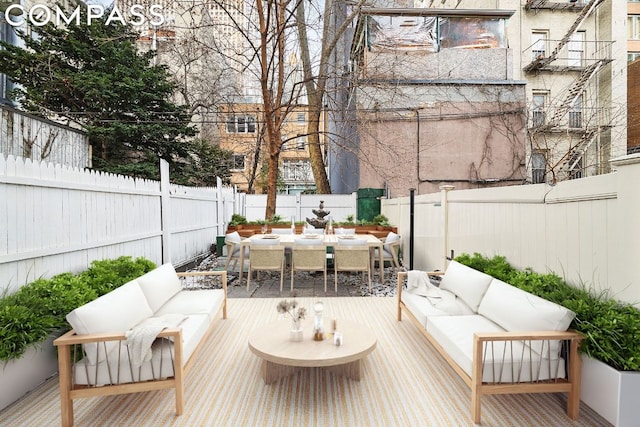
[248,319,377,384]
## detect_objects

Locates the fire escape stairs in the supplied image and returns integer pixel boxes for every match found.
[557,129,598,175]
[548,59,605,128]
[523,0,604,72]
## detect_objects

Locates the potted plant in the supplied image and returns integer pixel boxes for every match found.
[456,253,640,427]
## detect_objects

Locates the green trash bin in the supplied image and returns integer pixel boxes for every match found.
[216,236,226,257]
[356,188,384,222]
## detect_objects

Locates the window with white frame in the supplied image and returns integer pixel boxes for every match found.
[531,92,547,127]
[628,52,640,62]
[629,15,640,40]
[231,154,245,170]
[567,31,585,67]
[226,115,256,133]
[531,151,546,184]
[282,160,312,181]
[296,137,306,150]
[531,31,548,60]
[296,113,305,123]
[568,94,583,128]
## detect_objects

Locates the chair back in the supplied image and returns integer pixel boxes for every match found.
[248,245,285,269]
[291,245,326,270]
[333,245,370,271]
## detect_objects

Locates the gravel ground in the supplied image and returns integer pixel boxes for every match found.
[180,253,403,297]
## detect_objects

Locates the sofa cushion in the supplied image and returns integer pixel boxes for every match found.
[477,278,575,356]
[402,291,474,328]
[66,279,153,365]
[439,261,493,312]
[155,289,225,321]
[136,263,183,313]
[427,315,567,383]
[72,313,211,386]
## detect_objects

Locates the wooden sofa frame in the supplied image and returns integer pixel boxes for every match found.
[397,271,583,424]
[53,270,227,427]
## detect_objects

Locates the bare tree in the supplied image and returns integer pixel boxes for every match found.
[294,0,367,194]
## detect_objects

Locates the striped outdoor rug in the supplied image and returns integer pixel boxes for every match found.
[0,297,610,426]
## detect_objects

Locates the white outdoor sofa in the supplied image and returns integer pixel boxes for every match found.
[397,261,583,424]
[53,263,227,427]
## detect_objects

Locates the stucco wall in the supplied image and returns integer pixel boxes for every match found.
[356,83,526,197]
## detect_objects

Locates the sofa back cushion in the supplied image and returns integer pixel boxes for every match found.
[477,278,576,356]
[66,280,153,365]
[136,263,182,312]
[439,261,493,312]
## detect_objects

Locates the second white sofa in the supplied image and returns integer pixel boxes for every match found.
[397,261,583,424]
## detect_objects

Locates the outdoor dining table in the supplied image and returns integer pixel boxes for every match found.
[237,233,385,287]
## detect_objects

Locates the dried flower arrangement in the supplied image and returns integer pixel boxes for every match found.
[276,292,307,322]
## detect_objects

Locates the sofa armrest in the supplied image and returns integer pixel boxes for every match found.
[472,329,583,385]
[54,327,182,347]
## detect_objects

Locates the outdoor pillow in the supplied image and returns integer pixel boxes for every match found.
[384,231,400,245]
[66,280,153,365]
[439,260,493,312]
[136,263,183,313]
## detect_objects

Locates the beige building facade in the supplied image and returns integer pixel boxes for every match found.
[219,103,320,194]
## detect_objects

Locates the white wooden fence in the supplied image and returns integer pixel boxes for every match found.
[382,153,640,307]
[243,193,357,223]
[0,155,234,293]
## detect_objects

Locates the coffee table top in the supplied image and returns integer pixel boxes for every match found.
[248,319,377,368]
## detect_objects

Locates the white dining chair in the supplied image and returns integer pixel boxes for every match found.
[247,240,285,292]
[290,238,327,292]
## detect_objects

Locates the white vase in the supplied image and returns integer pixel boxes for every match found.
[581,356,640,426]
[290,319,303,342]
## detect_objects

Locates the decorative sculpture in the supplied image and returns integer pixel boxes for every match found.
[306,200,330,229]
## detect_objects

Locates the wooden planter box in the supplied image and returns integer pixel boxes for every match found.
[226,224,397,239]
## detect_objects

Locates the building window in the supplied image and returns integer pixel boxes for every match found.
[297,113,305,123]
[282,160,312,181]
[568,95,583,128]
[531,92,547,127]
[567,31,585,67]
[629,15,640,40]
[226,115,256,133]
[231,154,245,170]
[628,52,640,63]
[532,151,546,184]
[568,154,584,180]
[0,20,16,103]
[531,31,548,60]
[296,137,306,150]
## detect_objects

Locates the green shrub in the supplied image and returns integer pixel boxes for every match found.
[79,256,156,296]
[0,256,156,362]
[371,214,390,226]
[456,253,640,371]
[0,304,55,361]
[229,213,247,225]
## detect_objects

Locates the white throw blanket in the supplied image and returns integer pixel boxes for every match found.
[125,314,186,368]
[406,270,442,298]
[406,270,464,315]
